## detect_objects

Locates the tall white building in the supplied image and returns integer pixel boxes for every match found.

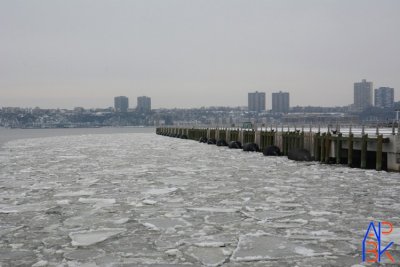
[374,87,394,108]
[354,79,373,111]
[248,91,266,112]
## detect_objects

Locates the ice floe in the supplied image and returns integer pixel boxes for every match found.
[69,228,126,246]
[142,199,157,205]
[231,233,328,262]
[193,241,226,247]
[141,218,191,231]
[187,207,239,213]
[187,246,229,267]
[54,190,95,197]
[78,198,116,208]
[32,260,49,267]
[145,187,178,195]
[0,204,19,213]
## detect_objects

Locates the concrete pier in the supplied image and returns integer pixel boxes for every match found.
[156,126,400,172]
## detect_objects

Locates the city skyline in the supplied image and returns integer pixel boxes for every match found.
[1,1,399,109]
[2,83,397,110]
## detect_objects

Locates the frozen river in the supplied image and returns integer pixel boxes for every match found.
[0,131,399,266]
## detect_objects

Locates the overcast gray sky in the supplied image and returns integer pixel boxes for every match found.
[1,0,399,109]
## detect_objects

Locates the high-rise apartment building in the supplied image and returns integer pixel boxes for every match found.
[374,87,394,108]
[248,91,266,112]
[114,96,129,112]
[354,79,373,111]
[137,96,151,113]
[272,91,290,113]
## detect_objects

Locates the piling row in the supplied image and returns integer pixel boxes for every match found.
[156,127,390,171]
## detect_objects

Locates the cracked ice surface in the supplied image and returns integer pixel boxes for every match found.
[0,132,400,266]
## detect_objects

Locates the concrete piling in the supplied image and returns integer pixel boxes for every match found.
[325,133,331,164]
[376,134,383,171]
[361,134,368,169]
[348,133,353,167]
[320,133,326,162]
[314,132,320,161]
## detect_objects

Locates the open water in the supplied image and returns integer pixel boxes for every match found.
[0,129,399,266]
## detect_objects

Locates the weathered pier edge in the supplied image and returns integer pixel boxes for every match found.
[156,127,400,172]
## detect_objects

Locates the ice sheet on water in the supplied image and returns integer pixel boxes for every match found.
[187,207,239,213]
[309,210,333,216]
[69,228,126,246]
[65,261,98,267]
[166,167,192,172]
[78,198,116,208]
[242,210,306,221]
[266,221,308,229]
[0,204,19,213]
[165,248,182,257]
[54,190,95,197]
[142,199,157,205]
[186,246,230,267]
[193,241,226,247]
[0,203,50,213]
[309,230,336,237]
[145,187,179,195]
[109,217,130,225]
[0,225,23,237]
[56,199,71,205]
[32,260,49,267]
[30,183,53,190]
[294,246,317,256]
[141,218,191,231]
[77,178,100,186]
[64,249,105,261]
[142,222,160,231]
[231,233,328,262]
